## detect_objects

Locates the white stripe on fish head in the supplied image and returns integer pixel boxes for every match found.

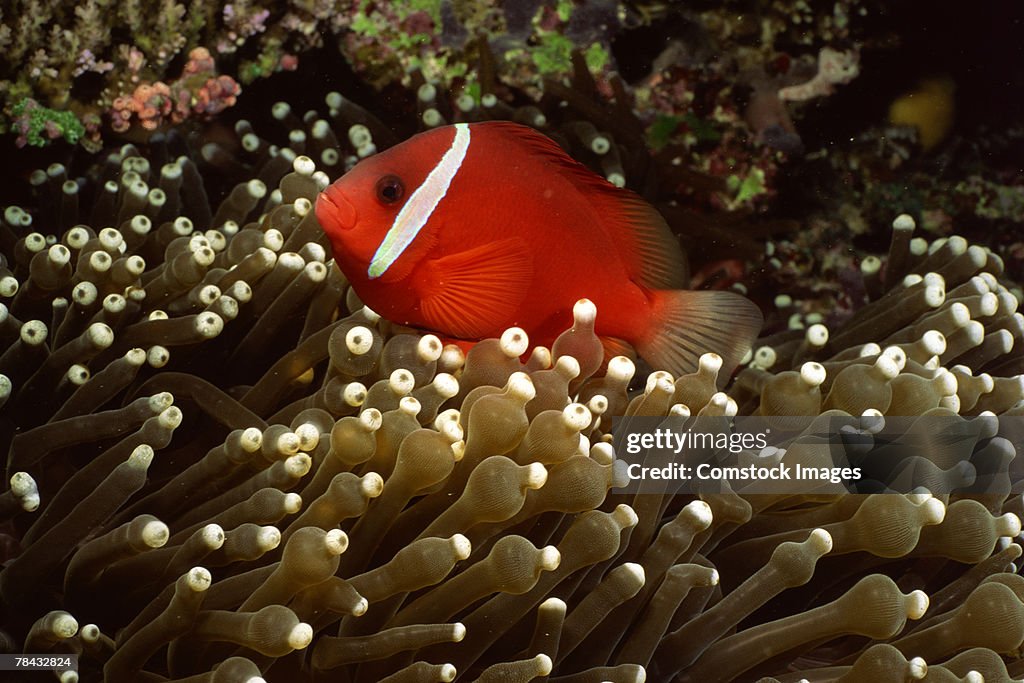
[368,123,471,279]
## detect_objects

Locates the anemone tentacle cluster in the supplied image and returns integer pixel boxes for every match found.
[1,104,1023,683]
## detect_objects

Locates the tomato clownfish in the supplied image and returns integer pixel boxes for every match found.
[315,121,762,377]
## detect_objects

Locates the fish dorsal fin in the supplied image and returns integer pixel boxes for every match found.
[415,237,534,339]
[600,191,689,289]
[483,121,688,290]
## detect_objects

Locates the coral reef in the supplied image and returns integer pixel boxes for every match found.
[334,0,618,93]
[108,48,241,135]
[0,0,311,147]
[0,0,866,192]
[1,96,1023,682]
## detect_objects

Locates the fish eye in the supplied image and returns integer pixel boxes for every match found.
[375,175,404,205]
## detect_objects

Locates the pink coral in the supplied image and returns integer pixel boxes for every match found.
[223,4,270,40]
[193,75,241,116]
[182,47,216,76]
[106,48,241,134]
[109,81,173,131]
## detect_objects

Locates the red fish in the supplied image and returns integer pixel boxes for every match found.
[316,121,761,376]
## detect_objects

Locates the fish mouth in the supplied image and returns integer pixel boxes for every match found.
[315,184,358,231]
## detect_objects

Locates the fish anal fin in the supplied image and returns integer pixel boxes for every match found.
[637,290,763,382]
[599,336,637,363]
[595,335,638,378]
[417,238,533,340]
[480,121,689,290]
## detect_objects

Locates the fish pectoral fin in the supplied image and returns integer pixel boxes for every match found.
[416,238,533,339]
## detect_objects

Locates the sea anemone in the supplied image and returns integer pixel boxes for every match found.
[1,96,1023,683]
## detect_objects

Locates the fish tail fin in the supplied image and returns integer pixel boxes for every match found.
[636,290,763,382]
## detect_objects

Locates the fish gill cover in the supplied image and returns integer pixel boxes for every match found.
[0,1,1024,682]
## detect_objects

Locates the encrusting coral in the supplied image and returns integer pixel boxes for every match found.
[1,93,1024,683]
